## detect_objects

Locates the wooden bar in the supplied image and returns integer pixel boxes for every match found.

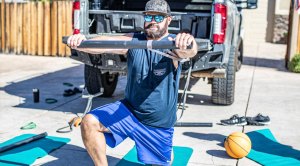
[5,3,10,53]
[37,2,44,55]
[31,2,37,55]
[10,3,14,53]
[65,1,72,56]
[34,1,38,55]
[44,1,51,56]
[27,2,31,55]
[1,0,5,51]
[11,2,17,53]
[17,3,22,54]
[10,3,13,52]
[62,1,67,57]
[1,0,75,55]
[29,2,33,55]
[26,2,31,54]
[51,1,58,56]
[57,1,64,57]
[22,3,28,54]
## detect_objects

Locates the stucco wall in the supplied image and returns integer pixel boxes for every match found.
[243,0,269,44]
[242,0,290,44]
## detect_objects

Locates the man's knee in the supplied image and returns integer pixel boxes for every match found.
[81,114,109,132]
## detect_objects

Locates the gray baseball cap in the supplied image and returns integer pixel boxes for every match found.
[143,0,171,16]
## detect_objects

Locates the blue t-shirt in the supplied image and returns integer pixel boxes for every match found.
[123,33,181,128]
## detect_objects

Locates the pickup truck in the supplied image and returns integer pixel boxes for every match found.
[69,0,257,105]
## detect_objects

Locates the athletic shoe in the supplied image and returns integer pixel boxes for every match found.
[220,114,247,126]
[247,113,270,125]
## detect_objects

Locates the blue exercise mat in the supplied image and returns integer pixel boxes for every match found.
[0,134,70,166]
[246,129,300,166]
[116,146,193,166]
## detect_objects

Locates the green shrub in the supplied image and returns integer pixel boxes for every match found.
[288,54,300,73]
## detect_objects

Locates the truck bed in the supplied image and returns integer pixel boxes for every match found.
[87,0,212,39]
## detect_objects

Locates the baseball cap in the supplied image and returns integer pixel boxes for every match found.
[143,0,171,16]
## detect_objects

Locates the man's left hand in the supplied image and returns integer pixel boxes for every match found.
[174,33,195,50]
[169,33,198,59]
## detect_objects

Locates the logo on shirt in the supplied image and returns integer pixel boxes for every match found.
[153,68,166,76]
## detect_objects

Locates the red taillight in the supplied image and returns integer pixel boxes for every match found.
[72,1,80,34]
[213,3,227,44]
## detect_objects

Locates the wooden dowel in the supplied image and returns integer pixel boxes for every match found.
[44,1,51,56]
[10,3,14,53]
[51,1,57,56]
[57,1,64,57]
[31,2,37,55]
[5,3,10,53]
[12,2,17,53]
[30,2,33,55]
[27,2,31,54]
[17,3,22,54]
[37,1,44,56]
[23,3,28,54]
[1,0,5,51]
[65,1,72,56]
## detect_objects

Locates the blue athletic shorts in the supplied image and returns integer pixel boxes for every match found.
[88,100,174,165]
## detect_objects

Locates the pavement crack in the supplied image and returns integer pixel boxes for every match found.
[243,44,259,133]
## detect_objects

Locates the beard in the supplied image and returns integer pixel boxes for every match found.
[144,21,168,40]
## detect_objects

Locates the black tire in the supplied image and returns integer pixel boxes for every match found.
[84,65,119,97]
[236,39,243,71]
[100,72,119,97]
[211,48,236,105]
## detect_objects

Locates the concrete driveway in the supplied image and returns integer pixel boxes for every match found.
[0,41,299,166]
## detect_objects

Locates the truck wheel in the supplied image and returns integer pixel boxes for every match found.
[236,39,243,71]
[211,48,236,105]
[84,65,119,97]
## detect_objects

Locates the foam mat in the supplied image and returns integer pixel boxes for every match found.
[0,134,70,166]
[116,146,193,166]
[246,129,300,166]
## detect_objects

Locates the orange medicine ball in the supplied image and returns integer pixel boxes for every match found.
[224,132,252,159]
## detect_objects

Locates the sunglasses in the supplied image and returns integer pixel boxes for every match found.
[144,15,166,23]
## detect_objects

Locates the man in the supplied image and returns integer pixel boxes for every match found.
[67,0,197,165]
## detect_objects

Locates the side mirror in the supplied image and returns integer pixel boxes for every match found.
[247,0,258,9]
[236,0,258,9]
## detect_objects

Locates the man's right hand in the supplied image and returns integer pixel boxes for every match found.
[67,34,87,49]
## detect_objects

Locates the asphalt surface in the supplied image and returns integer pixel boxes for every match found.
[1,41,299,166]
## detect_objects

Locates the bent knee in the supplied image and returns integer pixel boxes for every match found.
[81,114,109,132]
[82,114,99,124]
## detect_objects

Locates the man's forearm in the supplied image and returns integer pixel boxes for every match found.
[71,34,132,55]
[75,48,127,55]
[76,36,120,54]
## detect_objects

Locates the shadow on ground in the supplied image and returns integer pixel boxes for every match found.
[4,55,289,113]
[183,132,232,159]
[242,56,288,72]
[178,77,217,106]
[2,66,85,111]
[2,64,214,114]
[41,144,121,166]
[1,65,124,114]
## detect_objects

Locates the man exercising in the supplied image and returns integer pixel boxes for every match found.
[67,0,198,165]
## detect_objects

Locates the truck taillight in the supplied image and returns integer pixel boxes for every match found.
[213,3,227,44]
[72,1,80,34]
